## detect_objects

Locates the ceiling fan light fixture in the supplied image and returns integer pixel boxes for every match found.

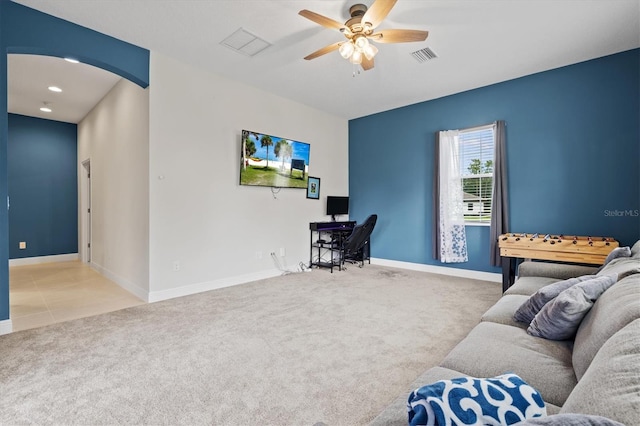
[299,0,429,72]
[354,35,369,50]
[339,42,355,59]
[363,43,378,60]
[350,50,363,64]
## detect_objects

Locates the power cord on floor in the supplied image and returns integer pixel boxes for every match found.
[271,252,309,275]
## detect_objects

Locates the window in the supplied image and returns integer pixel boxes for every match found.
[459,124,495,225]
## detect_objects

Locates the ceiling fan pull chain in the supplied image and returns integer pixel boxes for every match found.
[299,0,428,73]
[352,63,361,78]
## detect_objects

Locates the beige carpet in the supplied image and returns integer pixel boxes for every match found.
[0,265,500,425]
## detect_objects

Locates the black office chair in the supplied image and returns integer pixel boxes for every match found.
[341,214,377,268]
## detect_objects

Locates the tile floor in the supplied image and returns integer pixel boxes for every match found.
[9,261,144,332]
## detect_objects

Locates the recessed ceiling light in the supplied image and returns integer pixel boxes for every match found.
[64,57,80,64]
[48,86,62,92]
[40,102,52,113]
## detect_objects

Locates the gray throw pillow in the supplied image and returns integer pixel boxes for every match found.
[596,246,631,273]
[513,275,596,324]
[527,274,618,340]
[517,413,624,425]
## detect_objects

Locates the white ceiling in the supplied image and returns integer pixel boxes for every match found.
[8,55,121,123]
[10,0,640,122]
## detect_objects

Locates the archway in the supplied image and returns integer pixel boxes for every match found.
[0,0,149,331]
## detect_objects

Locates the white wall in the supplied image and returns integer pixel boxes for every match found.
[78,78,150,298]
[148,52,348,299]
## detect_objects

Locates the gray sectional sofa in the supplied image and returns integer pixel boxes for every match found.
[372,240,640,425]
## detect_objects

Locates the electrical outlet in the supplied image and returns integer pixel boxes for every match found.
[19,241,26,249]
[173,261,180,271]
[279,247,286,257]
[255,251,262,260]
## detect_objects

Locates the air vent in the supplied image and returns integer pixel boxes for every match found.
[411,47,438,63]
[221,28,271,57]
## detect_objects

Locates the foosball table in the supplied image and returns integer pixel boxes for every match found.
[498,233,619,292]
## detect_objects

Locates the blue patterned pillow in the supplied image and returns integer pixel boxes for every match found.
[408,373,546,426]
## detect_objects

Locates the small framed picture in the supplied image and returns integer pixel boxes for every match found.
[306,176,320,199]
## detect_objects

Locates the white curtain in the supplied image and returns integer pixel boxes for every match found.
[438,130,468,263]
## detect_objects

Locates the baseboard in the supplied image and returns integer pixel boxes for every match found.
[370,258,502,283]
[149,261,499,303]
[9,253,79,267]
[92,257,498,304]
[0,319,13,335]
[90,262,149,302]
[147,268,283,303]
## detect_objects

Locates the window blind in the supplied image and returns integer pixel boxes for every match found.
[459,125,495,224]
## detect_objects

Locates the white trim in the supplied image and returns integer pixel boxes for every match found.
[458,122,496,133]
[465,222,491,227]
[90,262,148,302]
[147,269,283,303]
[370,257,501,283]
[80,158,91,264]
[9,253,79,267]
[92,262,286,304]
[0,319,13,335]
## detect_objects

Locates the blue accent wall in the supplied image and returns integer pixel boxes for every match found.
[0,0,150,321]
[1,1,149,88]
[8,114,78,259]
[349,49,640,273]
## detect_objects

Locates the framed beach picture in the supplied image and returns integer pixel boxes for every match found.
[307,176,320,199]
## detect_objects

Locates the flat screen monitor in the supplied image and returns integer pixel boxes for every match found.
[240,129,310,188]
[326,196,349,221]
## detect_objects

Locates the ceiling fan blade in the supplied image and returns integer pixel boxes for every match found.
[299,10,346,32]
[369,29,429,43]
[304,41,343,60]
[362,0,397,29]
[361,56,375,71]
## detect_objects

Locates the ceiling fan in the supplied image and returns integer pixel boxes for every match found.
[299,0,428,71]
